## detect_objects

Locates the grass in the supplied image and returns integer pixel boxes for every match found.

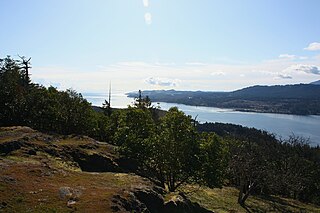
[179,185,320,213]
[0,127,149,212]
[0,157,151,212]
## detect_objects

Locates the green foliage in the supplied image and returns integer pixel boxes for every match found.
[113,107,155,165]
[133,90,152,109]
[152,107,201,191]
[102,99,112,116]
[198,133,228,188]
[0,56,96,136]
[0,56,28,125]
[198,122,320,206]
[112,107,228,192]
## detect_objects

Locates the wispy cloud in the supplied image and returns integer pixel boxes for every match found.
[283,64,320,75]
[186,62,207,66]
[210,71,226,76]
[155,62,176,66]
[299,56,308,60]
[145,77,180,87]
[32,55,320,95]
[279,54,296,60]
[304,42,320,51]
[277,54,308,61]
[144,12,152,25]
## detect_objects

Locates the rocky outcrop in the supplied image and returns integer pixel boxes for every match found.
[71,152,120,172]
[0,140,24,155]
[163,193,213,213]
[112,188,214,213]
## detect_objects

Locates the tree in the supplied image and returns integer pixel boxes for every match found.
[228,138,273,206]
[102,99,112,116]
[151,107,201,191]
[133,90,152,109]
[113,107,155,166]
[197,132,228,188]
[18,55,32,87]
[0,56,28,125]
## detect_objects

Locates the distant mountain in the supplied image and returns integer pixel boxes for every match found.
[310,80,320,85]
[127,84,320,115]
[231,84,320,99]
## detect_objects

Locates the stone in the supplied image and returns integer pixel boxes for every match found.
[59,187,73,199]
[67,200,77,208]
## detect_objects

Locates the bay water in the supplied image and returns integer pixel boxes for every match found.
[84,93,320,145]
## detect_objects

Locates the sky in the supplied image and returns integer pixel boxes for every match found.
[1,0,320,95]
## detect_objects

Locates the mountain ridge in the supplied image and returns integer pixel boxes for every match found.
[127,83,320,115]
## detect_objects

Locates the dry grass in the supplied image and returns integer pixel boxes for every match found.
[0,157,151,212]
[0,127,149,212]
[180,185,320,213]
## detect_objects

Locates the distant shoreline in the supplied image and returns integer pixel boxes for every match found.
[127,84,320,116]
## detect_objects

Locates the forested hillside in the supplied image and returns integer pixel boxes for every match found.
[127,84,320,115]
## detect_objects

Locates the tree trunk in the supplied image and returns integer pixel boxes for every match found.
[238,179,245,205]
[238,180,255,206]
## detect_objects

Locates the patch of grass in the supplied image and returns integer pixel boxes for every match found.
[0,157,151,212]
[14,195,24,203]
[180,185,320,213]
[5,155,41,164]
[0,182,7,192]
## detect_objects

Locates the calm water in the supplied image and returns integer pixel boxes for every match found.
[84,93,320,145]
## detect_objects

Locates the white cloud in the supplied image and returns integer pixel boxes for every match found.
[143,0,149,7]
[144,12,152,25]
[299,56,308,60]
[279,54,296,60]
[186,62,207,66]
[31,54,320,98]
[210,71,226,76]
[283,64,320,75]
[155,62,176,66]
[304,42,320,51]
[145,77,180,87]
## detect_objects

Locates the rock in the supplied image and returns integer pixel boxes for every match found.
[27,149,37,155]
[0,140,23,155]
[1,175,17,184]
[111,205,121,212]
[71,152,120,172]
[133,188,165,213]
[111,193,149,213]
[112,188,213,213]
[59,186,82,201]
[0,201,8,210]
[67,200,77,208]
[59,187,73,199]
[163,193,214,213]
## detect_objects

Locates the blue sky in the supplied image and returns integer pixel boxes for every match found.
[1,0,320,95]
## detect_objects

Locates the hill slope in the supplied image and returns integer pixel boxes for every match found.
[0,126,213,212]
[1,127,319,212]
[127,84,320,115]
[311,80,320,85]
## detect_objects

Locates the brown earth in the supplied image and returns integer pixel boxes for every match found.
[0,126,212,213]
